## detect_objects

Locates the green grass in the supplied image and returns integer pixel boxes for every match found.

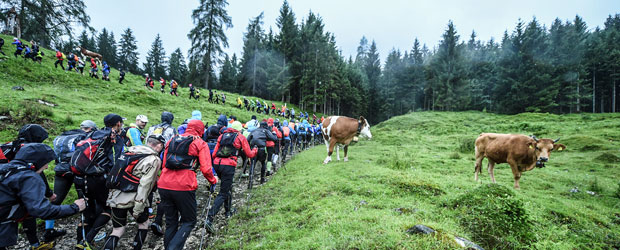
[2,33,619,249]
[218,111,620,249]
[0,33,317,206]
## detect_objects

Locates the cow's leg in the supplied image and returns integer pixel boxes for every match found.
[336,146,340,161]
[474,147,484,181]
[324,140,337,164]
[343,145,349,162]
[487,160,496,183]
[507,160,521,189]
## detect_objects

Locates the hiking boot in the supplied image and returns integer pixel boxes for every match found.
[266,162,272,176]
[151,222,164,237]
[241,173,249,178]
[43,228,67,242]
[31,241,55,250]
[75,240,93,250]
[205,219,216,234]
[94,231,106,242]
[225,208,237,219]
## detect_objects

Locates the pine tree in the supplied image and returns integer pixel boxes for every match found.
[144,34,167,79]
[365,41,381,123]
[274,0,299,102]
[168,48,189,85]
[78,30,96,52]
[188,0,233,89]
[239,13,267,96]
[118,28,140,74]
[97,28,117,67]
[8,0,91,47]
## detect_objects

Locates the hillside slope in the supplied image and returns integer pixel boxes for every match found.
[0,33,318,141]
[218,111,620,249]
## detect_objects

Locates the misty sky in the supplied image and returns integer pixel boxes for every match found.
[82,0,618,67]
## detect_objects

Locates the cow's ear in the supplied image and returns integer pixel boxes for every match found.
[553,143,566,151]
[359,116,365,124]
[527,141,535,149]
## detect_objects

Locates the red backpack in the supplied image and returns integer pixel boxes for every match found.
[106,152,150,192]
[70,137,108,176]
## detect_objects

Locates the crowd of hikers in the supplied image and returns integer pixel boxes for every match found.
[0,109,326,250]
[4,37,116,82]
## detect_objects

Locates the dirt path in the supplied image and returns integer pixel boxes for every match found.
[12,146,309,250]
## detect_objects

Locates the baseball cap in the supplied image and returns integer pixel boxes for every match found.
[104,113,126,127]
[80,120,97,129]
[136,115,149,123]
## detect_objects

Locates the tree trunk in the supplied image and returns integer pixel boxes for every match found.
[252,49,257,95]
[592,68,596,113]
[576,72,580,113]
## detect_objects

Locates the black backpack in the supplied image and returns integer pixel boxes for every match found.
[215,132,239,158]
[164,135,198,170]
[106,152,150,192]
[53,130,86,164]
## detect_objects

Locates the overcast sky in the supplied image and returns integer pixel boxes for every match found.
[82,0,619,66]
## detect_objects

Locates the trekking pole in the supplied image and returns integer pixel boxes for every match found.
[199,190,215,250]
[245,157,256,212]
[76,185,92,250]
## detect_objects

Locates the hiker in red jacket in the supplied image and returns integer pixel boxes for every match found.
[55,50,65,70]
[205,121,257,233]
[157,119,217,249]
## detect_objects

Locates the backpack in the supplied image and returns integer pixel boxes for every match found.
[61,53,66,60]
[164,136,198,170]
[70,137,109,176]
[282,126,290,137]
[53,130,86,173]
[215,132,239,158]
[0,142,16,164]
[53,130,86,164]
[106,152,150,192]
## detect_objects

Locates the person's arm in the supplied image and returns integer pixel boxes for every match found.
[192,140,217,184]
[211,134,222,159]
[240,135,257,158]
[266,129,277,141]
[19,174,79,219]
[133,156,161,217]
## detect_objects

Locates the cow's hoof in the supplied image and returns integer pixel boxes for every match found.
[344,157,348,162]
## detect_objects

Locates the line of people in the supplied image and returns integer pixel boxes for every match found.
[0,109,321,250]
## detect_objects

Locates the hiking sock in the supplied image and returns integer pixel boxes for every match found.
[132,229,148,250]
[86,214,110,242]
[102,235,119,250]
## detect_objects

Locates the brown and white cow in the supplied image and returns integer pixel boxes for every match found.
[474,133,566,189]
[321,116,372,164]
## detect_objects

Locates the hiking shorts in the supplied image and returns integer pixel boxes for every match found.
[111,207,149,228]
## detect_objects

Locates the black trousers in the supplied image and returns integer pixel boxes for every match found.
[52,172,74,205]
[159,189,197,250]
[208,164,236,219]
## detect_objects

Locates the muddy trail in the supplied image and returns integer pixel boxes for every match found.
[12,143,319,250]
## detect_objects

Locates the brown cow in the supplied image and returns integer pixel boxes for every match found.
[321,116,372,164]
[474,133,566,189]
[79,46,103,63]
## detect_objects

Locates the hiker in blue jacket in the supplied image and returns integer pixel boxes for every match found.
[102,61,111,81]
[0,144,86,250]
[11,38,22,58]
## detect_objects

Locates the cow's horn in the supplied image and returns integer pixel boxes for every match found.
[554,138,560,143]
[530,135,539,142]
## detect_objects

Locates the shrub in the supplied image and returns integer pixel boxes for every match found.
[457,137,475,153]
[450,184,535,249]
[10,100,53,124]
[449,152,461,159]
[595,152,620,163]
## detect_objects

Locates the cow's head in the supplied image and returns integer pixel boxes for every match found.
[358,116,372,139]
[529,136,566,168]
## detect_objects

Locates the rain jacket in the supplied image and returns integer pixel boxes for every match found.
[247,122,277,148]
[282,120,291,140]
[158,120,217,191]
[106,145,161,216]
[266,118,281,147]
[0,145,79,247]
[211,127,257,167]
